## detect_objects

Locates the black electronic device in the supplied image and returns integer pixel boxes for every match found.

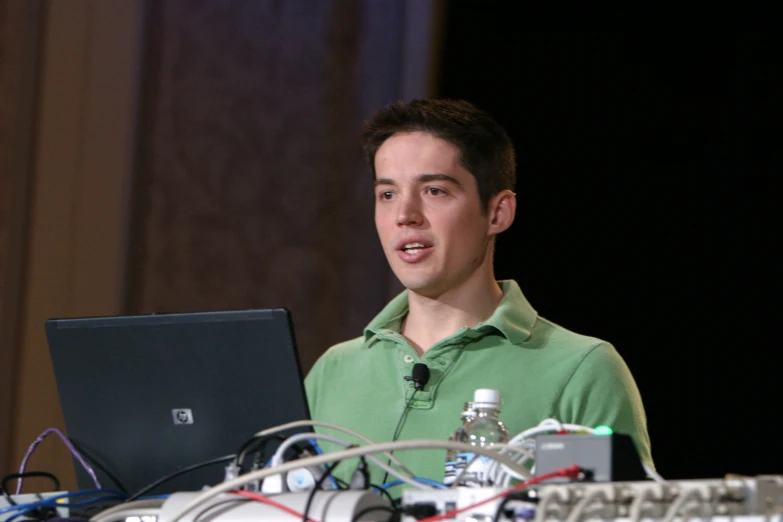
[533,432,647,483]
[45,308,310,495]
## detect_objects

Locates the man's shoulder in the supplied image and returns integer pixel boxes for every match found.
[531,315,612,356]
[320,335,367,358]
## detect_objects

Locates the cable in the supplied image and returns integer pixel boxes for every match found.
[302,461,340,522]
[491,490,528,522]
[380,391,419,486]
[350,505,396,522]
[270,432,429,491]
[661,486,707,522]
[164,439,546,522]
[563,487,610,522]
[67,437,130,494]
[189,496,251,522]
[416,466,582,522]
[531,488,568,522]
[231,489,315,522]
[88,498,165,522]
[629,484,663,522]
[15,428,101,493]
[378,478,445,490]
[124,454,234,502]
[643,462,666,484]
[240,420,415,477]
[1,472,59,506]
[0,489,127,517]
[91,507,159,522]
[235,434,286,470]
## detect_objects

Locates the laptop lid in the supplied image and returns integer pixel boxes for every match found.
[45,308,311,495]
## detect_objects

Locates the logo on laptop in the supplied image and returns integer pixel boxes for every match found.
[172,409,193,425]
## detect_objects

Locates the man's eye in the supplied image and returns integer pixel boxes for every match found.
[427,187,445,196]
[380,191,394,200]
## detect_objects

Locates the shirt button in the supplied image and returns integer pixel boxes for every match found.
[403,355,414,363]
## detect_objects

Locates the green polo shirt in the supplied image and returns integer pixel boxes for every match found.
[304,280,652,485]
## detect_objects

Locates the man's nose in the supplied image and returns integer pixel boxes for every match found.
[396,194,423,227]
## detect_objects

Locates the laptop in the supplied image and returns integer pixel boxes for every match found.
[45,308,311,495]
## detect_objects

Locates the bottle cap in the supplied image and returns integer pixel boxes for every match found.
[473,388,501,409]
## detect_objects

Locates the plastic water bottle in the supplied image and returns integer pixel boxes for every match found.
[444,401,475,485]
[450,389,509,487]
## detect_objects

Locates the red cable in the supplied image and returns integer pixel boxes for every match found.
[230,489,320,522]
[417,465,582,522]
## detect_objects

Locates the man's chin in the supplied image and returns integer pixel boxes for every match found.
[398,278,444,299]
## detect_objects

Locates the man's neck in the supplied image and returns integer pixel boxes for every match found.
[401,275,504,355]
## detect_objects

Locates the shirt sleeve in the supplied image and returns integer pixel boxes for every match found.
[556,342,654,468]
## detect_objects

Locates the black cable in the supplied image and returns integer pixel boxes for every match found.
[1,471,62,522]
[350,505,397,522]
[391,392,418,442]
[370,483,396,506]
[190,496,252,522]
[301,460,341,522]
[67,437,129,495]
[492,491,528,522]
[1,471,61,502]
[124,454,235,502]
[235,434,287,471]
[380,391,418,486]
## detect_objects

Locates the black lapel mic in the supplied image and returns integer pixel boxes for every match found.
[405,362,430,390]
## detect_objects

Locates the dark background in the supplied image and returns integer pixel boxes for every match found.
[438,21,779,479]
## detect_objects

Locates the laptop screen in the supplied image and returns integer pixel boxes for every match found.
[45,308,311,495]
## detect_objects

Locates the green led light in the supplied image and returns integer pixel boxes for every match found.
[594,425,613,435]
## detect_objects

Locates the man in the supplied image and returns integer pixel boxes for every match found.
[304,99,652,486]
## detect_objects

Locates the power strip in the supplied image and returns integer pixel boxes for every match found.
[0,492,70,522]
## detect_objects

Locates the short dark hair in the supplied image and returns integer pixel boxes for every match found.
[361,98,516,212]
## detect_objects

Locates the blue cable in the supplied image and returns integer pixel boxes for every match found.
[0,488,127,516]
[307,439,340,490]
[377,477,446,490]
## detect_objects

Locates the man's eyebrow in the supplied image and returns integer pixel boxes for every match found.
[416,173,462,187]
[373,174,463,187]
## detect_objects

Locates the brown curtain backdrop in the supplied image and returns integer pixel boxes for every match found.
[1,0,440,485]
[0,0,43,478]
[127,0,438,372]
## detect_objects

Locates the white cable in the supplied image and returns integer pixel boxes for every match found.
[491,440,537,487]
[508,420,595,446]
[661,486,707,522]
[89,499,165,522]
[270,432,430,490]
[270,432,349,466]
[628,483,663,522]
[532,488,568,522]
[643,462,667,484]
[165,439,533,522]
[564,487,610,522]
[242,419,414,476]
[91,508,160,522]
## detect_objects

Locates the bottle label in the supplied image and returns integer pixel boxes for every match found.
[445,452,492,487]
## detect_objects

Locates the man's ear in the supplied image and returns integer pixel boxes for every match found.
[487,190,516,236]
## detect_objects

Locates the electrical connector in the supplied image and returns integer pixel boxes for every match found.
[350,457,370,490]
[402,502,439,520]
[260,473,285,495]
[223,461,240,482]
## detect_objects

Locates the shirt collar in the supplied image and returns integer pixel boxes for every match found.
[363,280,537,346]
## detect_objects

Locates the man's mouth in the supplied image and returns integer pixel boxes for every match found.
[401,242,427,254]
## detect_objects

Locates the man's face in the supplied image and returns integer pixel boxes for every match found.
[374,131,493,298]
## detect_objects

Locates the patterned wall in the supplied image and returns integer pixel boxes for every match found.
[128,0,413,372]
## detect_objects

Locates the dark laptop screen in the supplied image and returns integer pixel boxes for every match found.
[45,308,310,494]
